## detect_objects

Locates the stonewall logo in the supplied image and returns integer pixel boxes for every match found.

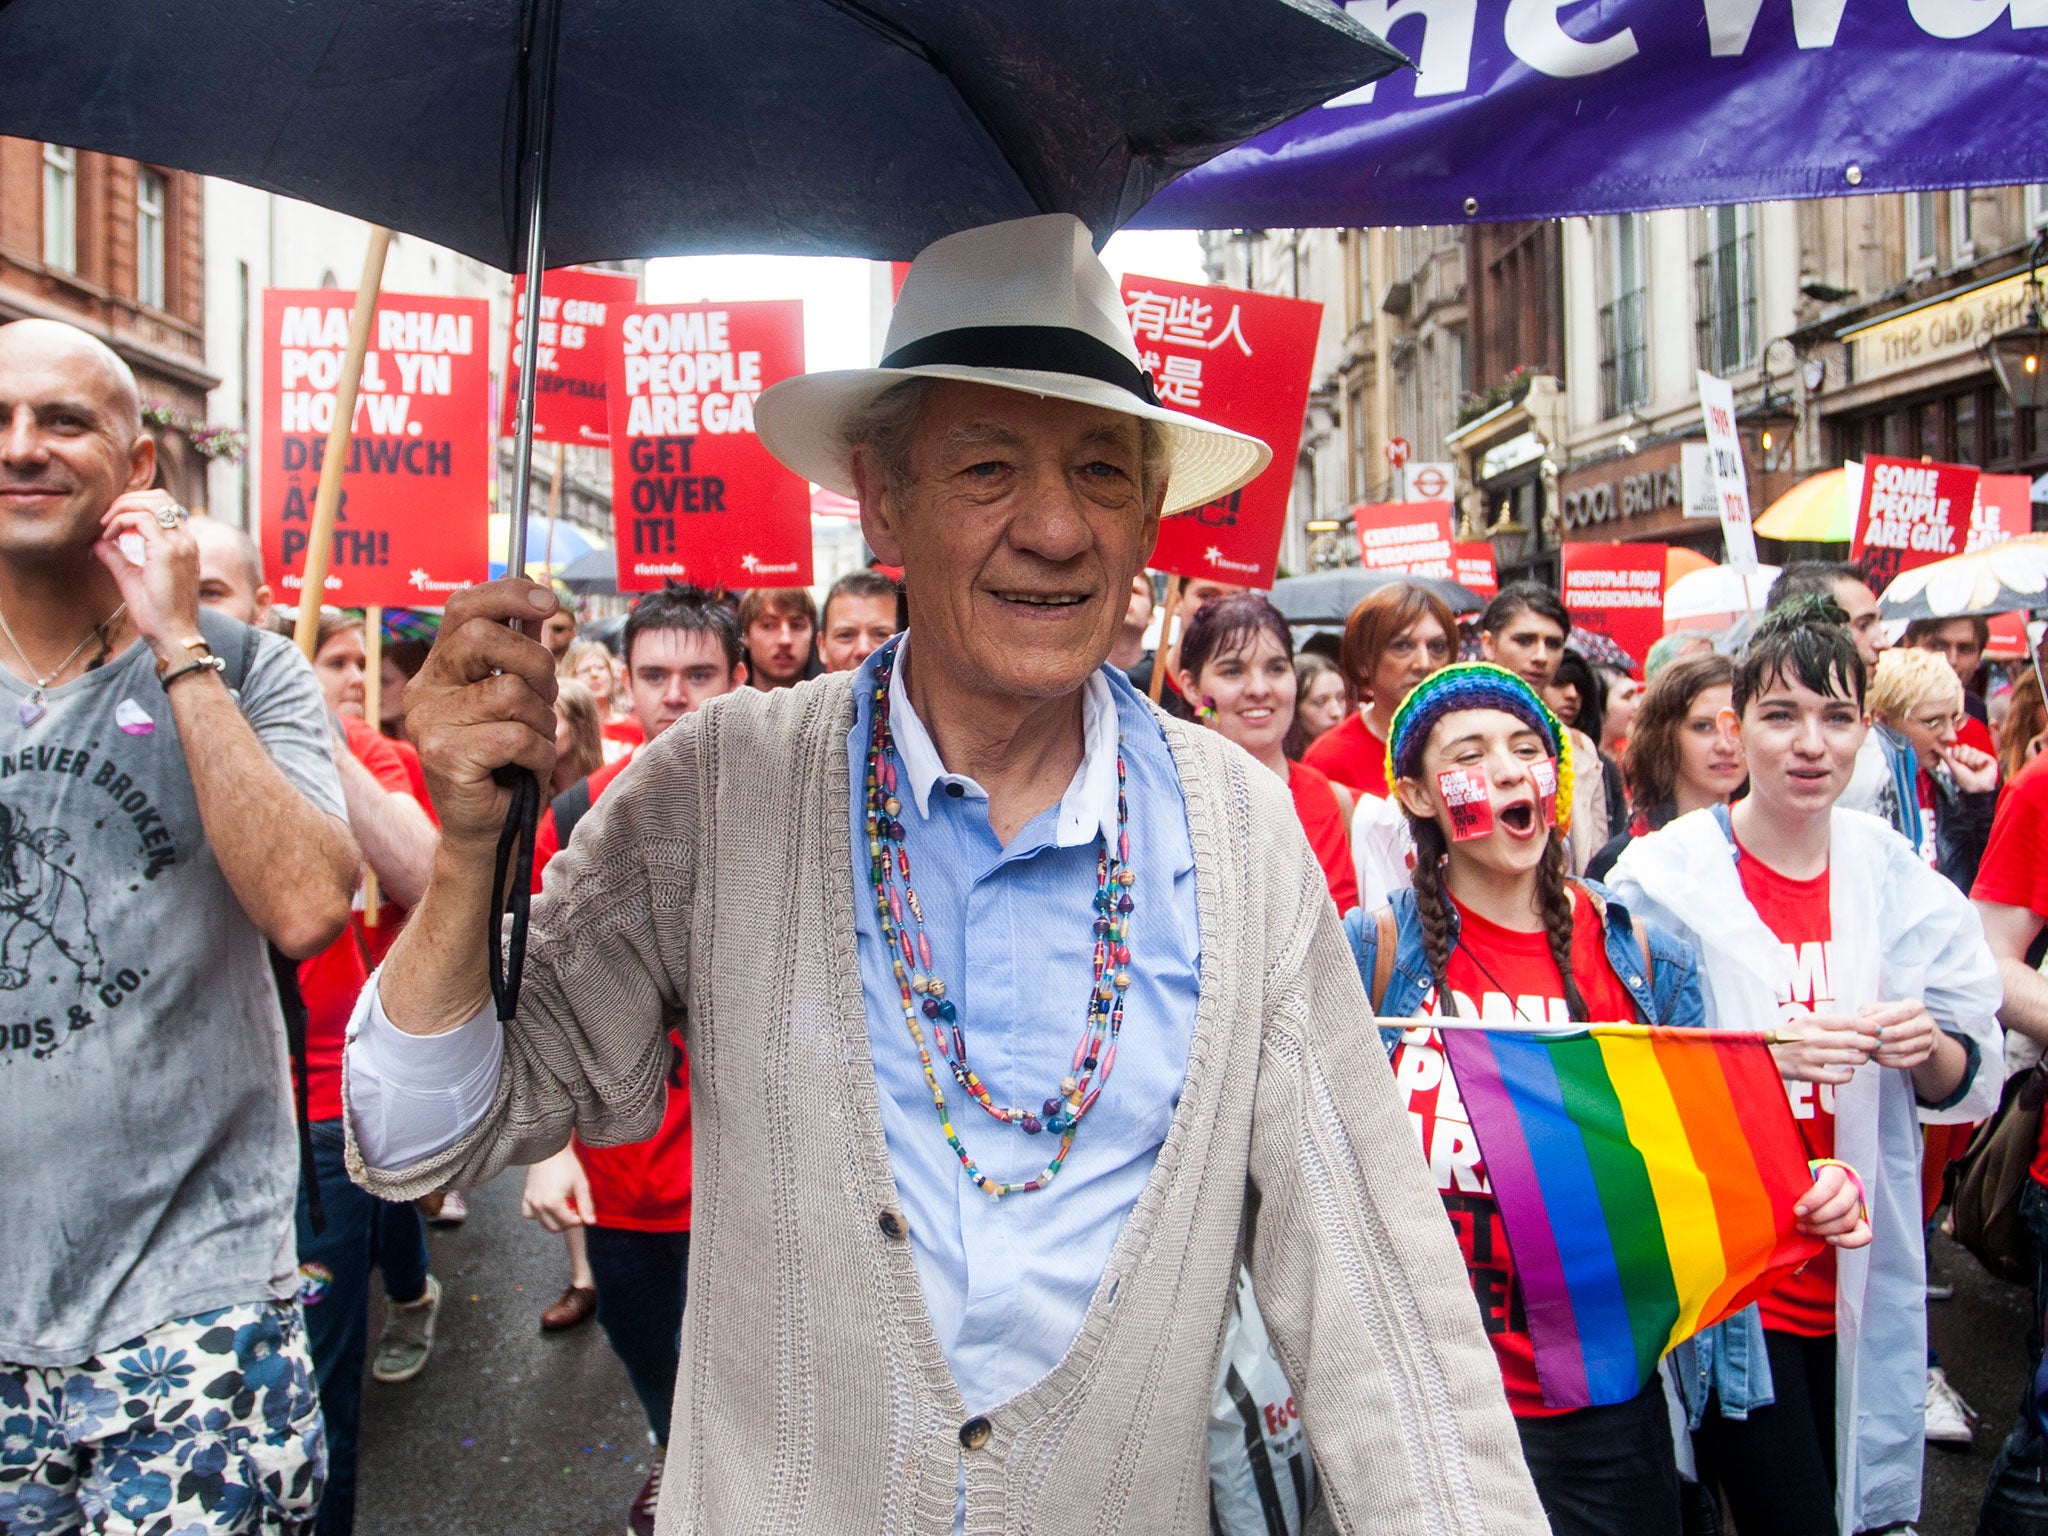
[740,553,800,576]
[1204,546,1262,575]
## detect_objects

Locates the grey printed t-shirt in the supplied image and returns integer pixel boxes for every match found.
[0,628,344,1365]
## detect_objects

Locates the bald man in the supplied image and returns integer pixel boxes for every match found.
[0,318,358,1531]
[190,514,275,629]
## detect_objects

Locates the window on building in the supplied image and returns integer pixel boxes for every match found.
[1694,205,1757,376]
[1598,214,1649,419]
[136,169,166,309]
[1906,192,1939,274]
[2029,185,2048,231]
[1950,190,1975,267]
[1346,378,1370,502]
[42,143,77,272]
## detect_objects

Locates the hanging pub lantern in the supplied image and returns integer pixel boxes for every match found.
[1983,232,2048,413]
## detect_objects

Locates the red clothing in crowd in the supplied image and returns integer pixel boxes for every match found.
[1736,841,1837,1336]
[1973,751,2048,1184]
[1286,761,1358,912]
[534,748,694,1233]
[602,715,646,752]
[1389,888,1640,1417]
[299,718,415,1121]
[1302,711,1390,798]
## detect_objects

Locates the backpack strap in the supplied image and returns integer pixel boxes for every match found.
[194,606,261,694]
[1371,905,1398,1014]
[551,775,596,847]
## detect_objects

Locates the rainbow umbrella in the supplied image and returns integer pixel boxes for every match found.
[487,512,601,578]
[1753,469,1851,543]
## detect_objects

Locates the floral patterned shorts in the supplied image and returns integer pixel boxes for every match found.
[0,1300,325,1535]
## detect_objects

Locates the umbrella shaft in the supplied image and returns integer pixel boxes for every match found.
[505,0,564,582]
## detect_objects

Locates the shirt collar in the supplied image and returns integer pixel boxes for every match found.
[886,634,1120,849]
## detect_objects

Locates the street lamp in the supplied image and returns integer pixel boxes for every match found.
[1983,231,2048,413]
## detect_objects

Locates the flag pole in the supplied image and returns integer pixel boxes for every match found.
[361,604,383,927]
[1148,575,1183,705]
[294,226,391,659]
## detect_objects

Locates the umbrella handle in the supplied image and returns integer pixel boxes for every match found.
[488,769,540,1021]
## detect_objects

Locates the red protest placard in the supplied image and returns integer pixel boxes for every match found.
[1559,543,1667,672]
[1454,542,1499,599]
[1354,500,1455,577]
[1120,275,1321,590]
[260,289,490,608]
[1970,473,2031,551]
[500,268,639,445]
[607,300,810,591]
[1851,456,1980,587]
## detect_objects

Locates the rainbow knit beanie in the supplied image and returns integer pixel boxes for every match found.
[1384,662,1575,833]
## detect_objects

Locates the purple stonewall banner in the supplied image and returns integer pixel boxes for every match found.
[1133,3,2048,230]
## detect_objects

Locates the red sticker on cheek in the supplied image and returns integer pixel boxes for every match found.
[1529,757,1559,828]
[1437,768,1495,841]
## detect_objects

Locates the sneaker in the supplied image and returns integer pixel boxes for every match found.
[373,1274,442,1383]
[1925,1365,1976,1445]
[426,1189,468,1227]
[627,1447,665,1536]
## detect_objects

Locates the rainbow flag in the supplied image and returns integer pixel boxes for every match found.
[1438,1024,1822,1411]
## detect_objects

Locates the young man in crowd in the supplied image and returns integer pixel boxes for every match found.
[816,568,902,674]
[0,318,359,1530]
[1477,581,1607,871]
[738,584,819,689]
[541,598,578,662]
[521,584,746,1536]
[1109,572,1153,674]
[1970,742,2048,1533]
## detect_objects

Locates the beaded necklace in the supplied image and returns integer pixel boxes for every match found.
[863,639,1135,1200]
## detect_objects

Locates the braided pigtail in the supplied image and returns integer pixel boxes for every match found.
[1407,817,1459,1017]
[1534,837,1591,1023]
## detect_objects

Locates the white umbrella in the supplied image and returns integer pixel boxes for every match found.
[1664,564,1781,624]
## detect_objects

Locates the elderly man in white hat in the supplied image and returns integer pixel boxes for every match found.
[345,215,1542,1534]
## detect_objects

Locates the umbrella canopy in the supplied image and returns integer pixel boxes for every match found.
[558,546,620,596]
[1877,536,2048,622]
[1565,629,1636,673]
[1268,569,1485,627]
[486,512,602,577]
[1754,470,1852,544]
[1664,564,1780,626]
[1666,546,1716,585]
[0,0,1397,267]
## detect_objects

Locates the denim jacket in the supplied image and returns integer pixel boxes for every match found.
[1341,879,1777,1424]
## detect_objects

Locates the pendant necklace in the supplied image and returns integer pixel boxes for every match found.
[0,601,127,725]
[864,638,1136,1200]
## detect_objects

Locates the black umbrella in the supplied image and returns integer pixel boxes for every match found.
[1269,569,1485,628]
[1,0,1396,1011]
[558,546,620,597]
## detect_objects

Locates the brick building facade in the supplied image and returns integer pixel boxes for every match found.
[0,136,217,508]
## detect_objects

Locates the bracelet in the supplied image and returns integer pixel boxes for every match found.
[1807,1157,1868,1222]
[160,654,227,692]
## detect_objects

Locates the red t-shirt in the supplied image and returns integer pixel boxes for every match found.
[1302,711,1390,798]
[1973,752,2048,1183]
[1736,842,1838,1337]
[1388,887,1641,1417]
[603,715,645,751]
[1916,769,1941,870]
[1959,713,1997,763]
[1286,761,1359,912]
[534,750,693,1231]
[298,718,417,1121]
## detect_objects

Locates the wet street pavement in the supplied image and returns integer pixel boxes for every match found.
[353,1175,2028,1535]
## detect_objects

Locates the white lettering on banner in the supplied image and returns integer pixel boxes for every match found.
[1908,0,2048,37]
[1332,0,1477,104]
[1704,0,1850,55]
[739,554,800,575]
[619,309,762,440]
[1503,0,1640,76]
[1863,462,1962,555]
[1125,292,1254,357]
[1698,371,1760,573]
[1204,546,1263,574]
[374,311,473,355]
[279,306,350,349]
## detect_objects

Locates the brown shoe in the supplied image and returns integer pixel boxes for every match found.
[627,1447,664,1536]
[540,1284,596,1332]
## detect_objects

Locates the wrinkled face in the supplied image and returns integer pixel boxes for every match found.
[1368,613,1452,711]
[1674,682,1746,807]
[1736,670,1866,818]
[314,628,368,718]
[747,606,815,686]
[1297,669,1349,739]
[1603,675,1643,741]
[1918,619,1984,688]
[1830,577,1884,671]
[856,382,1164,706]
[572,648,614,706]
[0,322,153,564]
[1190,627,1295,760]
[1482,609,1567,690]
[1396,706,1557,882]
[1896,686,1963,770]
[818,592,898,674]
[627,626,744,737]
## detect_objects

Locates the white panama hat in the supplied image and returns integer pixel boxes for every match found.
[754,213,1271,517]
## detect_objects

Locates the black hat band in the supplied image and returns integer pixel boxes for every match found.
[880,325,1161,408]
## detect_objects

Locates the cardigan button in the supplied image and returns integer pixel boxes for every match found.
[878,1209,908,1241]
[958,1416,992,1451]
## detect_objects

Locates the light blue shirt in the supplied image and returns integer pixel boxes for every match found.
[847,637,1201,1416]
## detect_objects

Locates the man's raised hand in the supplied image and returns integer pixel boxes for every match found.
[405,579,561,851]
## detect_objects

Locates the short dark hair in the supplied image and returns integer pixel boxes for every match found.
[737,585,818,632]
[624,581,743,673]
[1480,580,1570,640]
[1767,561,1867,614]
[1903,614,1991,652]
[1178,591,1293,683]
[1732,593,1866,714]
[821,568,902,632]
[1550,649,1602,743]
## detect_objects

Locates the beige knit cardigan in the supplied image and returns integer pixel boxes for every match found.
[348,673,1547,1535]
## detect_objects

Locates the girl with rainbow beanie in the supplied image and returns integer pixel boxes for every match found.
[1343,663,1871,1536]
